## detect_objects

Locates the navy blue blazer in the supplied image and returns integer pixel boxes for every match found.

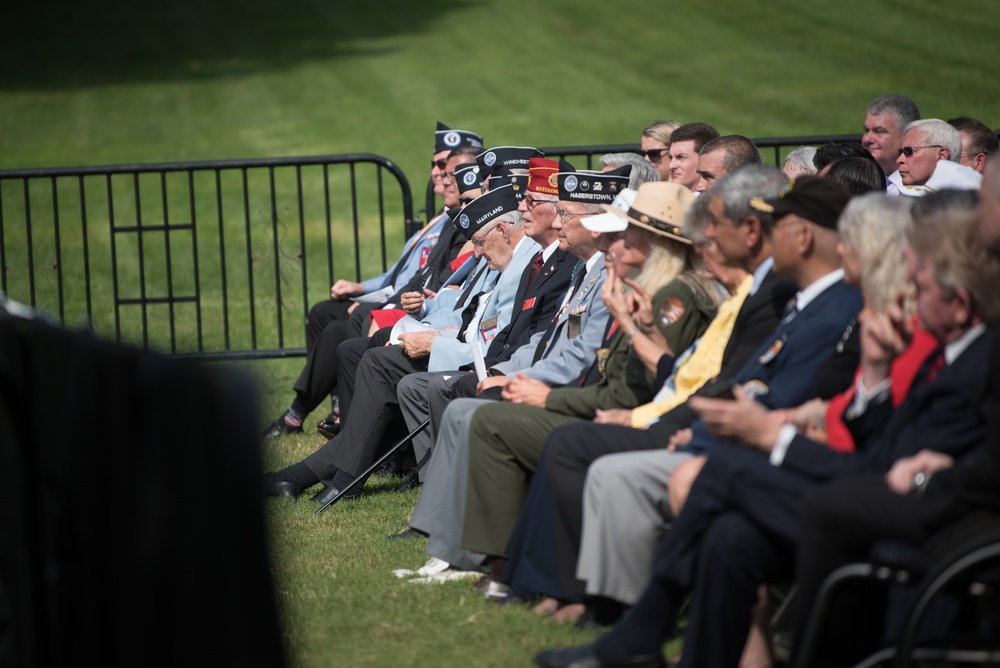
[679,277,863,455]
[929,328,1000,511]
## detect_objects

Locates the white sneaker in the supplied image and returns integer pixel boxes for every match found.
[408,570,482,585]
[481,579,509,601]
[392,556,451,579]
[416,557,452,576]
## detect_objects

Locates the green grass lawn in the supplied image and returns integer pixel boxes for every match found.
[4,2,999,665]
[252,357,619,667]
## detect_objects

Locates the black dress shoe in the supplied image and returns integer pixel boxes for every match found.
[316,413,341,439]
[387,527,428,541]
[395,470,422,493]
[534,643,666,668]
[308,482,362,505]
[261,474,303,498]
[261,416,303,439]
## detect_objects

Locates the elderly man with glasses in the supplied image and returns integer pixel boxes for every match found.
[889,118,982,196]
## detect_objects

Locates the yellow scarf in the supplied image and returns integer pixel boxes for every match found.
[631,275,753,429]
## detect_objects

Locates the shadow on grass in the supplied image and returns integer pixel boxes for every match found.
[1,0,470,90]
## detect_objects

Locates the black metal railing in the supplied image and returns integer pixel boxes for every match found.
[0,154,415,360]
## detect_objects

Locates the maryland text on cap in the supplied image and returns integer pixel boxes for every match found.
[557,165,631,205]
[455,184,520,239]
[455,163,484,196]
[527,157,559,196]
[608,181,694,244]
[477,146,545,178]
[748,174,851,230]
[435,122,485,153]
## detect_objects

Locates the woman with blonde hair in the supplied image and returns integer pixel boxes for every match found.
[640,119,681,181]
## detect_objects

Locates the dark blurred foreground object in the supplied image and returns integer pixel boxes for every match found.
[0,300,286,668]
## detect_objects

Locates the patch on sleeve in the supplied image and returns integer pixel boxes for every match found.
[658,297,686,327]
[741,380,769,400]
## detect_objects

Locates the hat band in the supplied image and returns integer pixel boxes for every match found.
[627,206,684,238]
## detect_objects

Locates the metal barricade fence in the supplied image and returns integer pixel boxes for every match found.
[0,154,415,360]
[1,135,867,360]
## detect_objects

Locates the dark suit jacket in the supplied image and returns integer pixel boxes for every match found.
[781,326,995,482]
[930,327,1000,511]
[677,277,863,456]
[485,247,575,367]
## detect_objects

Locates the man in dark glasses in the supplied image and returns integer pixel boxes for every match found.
[889,118,982,197]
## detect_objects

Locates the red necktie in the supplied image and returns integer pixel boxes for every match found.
[527,252,544,287]
[927,349,946,383]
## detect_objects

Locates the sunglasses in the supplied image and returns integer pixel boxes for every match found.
[897,145,942,158]
[638,148,668,162]
[431,159,449,170]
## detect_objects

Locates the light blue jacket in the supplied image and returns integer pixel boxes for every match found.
[492,253,610,386]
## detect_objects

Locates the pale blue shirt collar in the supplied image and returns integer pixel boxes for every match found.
[749,256,774,296]
[795,268,844,312]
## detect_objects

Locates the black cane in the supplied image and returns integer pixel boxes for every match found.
[314,419,429,515]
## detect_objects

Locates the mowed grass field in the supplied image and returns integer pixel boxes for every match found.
[3,1,999,666]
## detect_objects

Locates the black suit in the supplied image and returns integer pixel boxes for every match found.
[486,247,575,367]
[792,327,1000,666]
[648,325,995,667]
[502,266,797,602]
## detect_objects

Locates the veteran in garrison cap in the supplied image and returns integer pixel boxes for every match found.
[478,146,546,188]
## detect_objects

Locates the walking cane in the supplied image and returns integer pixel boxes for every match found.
[314,419,430,515]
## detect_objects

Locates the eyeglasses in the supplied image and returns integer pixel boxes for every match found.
[554,207,587,222]
[524,195,556,210]
[459,197,475,205]
[470,224,498,248]
[440,171,456,183]
[431,159,449,170]
[897,145,942,158]
[638,148,668,162]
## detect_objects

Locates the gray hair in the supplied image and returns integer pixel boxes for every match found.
[496,210,524,230]
[867,94,921,130]
[909,207,1000,323]
[600,153,661,188]
[837,194,911,312]
[709,165,788,230]
[903,119,962,162]
[783,146,818,177]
